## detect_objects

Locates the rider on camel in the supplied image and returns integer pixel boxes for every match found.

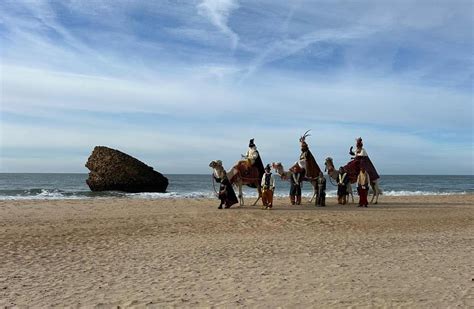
[350,137,368,158]
[348,137,379,182]
[240,138,265,180]
[295,130,321,180]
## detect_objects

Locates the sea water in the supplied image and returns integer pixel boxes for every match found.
[0,174,472,200]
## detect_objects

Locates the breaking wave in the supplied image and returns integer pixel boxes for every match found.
[0,189,469,200]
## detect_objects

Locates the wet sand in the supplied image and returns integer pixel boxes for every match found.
[1,195,473,307]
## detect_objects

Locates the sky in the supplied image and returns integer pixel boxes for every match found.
[0,0,473,174]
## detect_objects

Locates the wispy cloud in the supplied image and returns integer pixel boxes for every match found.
[197,0,240,50]
[240,26,376,81]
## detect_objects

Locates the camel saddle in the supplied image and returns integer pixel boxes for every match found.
[231,162,261,187]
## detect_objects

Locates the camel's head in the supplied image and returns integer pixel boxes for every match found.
[209,160,226,179]
[209,160,222,169]
[325,157,335,173]
[272,162,284,174]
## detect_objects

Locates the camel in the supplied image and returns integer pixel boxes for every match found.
[271,162,318,203]
[209,160,262,206]
[324,157,381,204]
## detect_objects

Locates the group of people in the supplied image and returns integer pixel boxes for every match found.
[258,164,327,210]
[216,134,378,209]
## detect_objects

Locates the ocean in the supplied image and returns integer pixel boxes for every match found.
[0,173,472,200]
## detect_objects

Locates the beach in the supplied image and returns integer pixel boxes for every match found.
[1,195,473,307]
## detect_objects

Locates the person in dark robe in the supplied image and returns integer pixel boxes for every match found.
[315,172,326,207]
[337,166,350,205]
[215,173,238,209]
[289,170,302,205]
[296,130,321,180]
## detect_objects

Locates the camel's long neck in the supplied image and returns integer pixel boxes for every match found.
[276,167,287,179]
[326,166,338,180]
[227,167,238,183]
[214,167,226,180]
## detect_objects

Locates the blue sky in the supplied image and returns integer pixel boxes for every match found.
[0,0,473,174]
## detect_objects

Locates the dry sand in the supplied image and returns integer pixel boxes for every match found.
[0,195,473,308]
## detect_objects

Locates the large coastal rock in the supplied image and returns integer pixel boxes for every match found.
[85,146,168,193]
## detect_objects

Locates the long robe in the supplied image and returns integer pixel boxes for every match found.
[337,172,350,196]
[246,150,265,188]
[300,149,321,180]
[290,172,302,196]
[254,150,265,180]
[344,156,379,183]
[218,177,238,207]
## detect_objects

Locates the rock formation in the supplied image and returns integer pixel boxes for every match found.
[85,146,168,193]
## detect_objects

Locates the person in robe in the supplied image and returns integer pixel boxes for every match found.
[296,131,321,180]
[239,138,265,181]
[337,166,350,205]
[289,170,302,205]
[357,166,370,207]
[261,164,276,209]
[215,171,238,209]
[344,137,380,183]
[315,172,326,207]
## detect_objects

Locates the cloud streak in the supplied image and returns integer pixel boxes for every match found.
[197,0,240,50]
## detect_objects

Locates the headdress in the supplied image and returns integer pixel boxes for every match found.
[249,138,255,147]
[300,130,311,148]
[356,137,363,148]
[265,164,271,171]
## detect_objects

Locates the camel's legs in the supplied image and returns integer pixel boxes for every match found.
[237,183,244,206]
[349,191,354,203]
[309,181,317,203]
[370,182,380,204]
[346,183,354,203]
[252,186,262,206]
[252,196,261,206]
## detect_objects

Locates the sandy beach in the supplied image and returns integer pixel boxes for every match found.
[0,195,473,307]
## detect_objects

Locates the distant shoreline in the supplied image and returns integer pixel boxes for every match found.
[2,193,472,202]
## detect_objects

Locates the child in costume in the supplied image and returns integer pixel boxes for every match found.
[261,164,276,209]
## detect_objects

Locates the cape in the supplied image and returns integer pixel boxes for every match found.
[344,156,380,183]
[245,150,265,188]
[304,149,321,179]
[254,150,265,179]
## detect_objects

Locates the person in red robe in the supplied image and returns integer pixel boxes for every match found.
[357,166,370,207]
[345,137,379,183]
